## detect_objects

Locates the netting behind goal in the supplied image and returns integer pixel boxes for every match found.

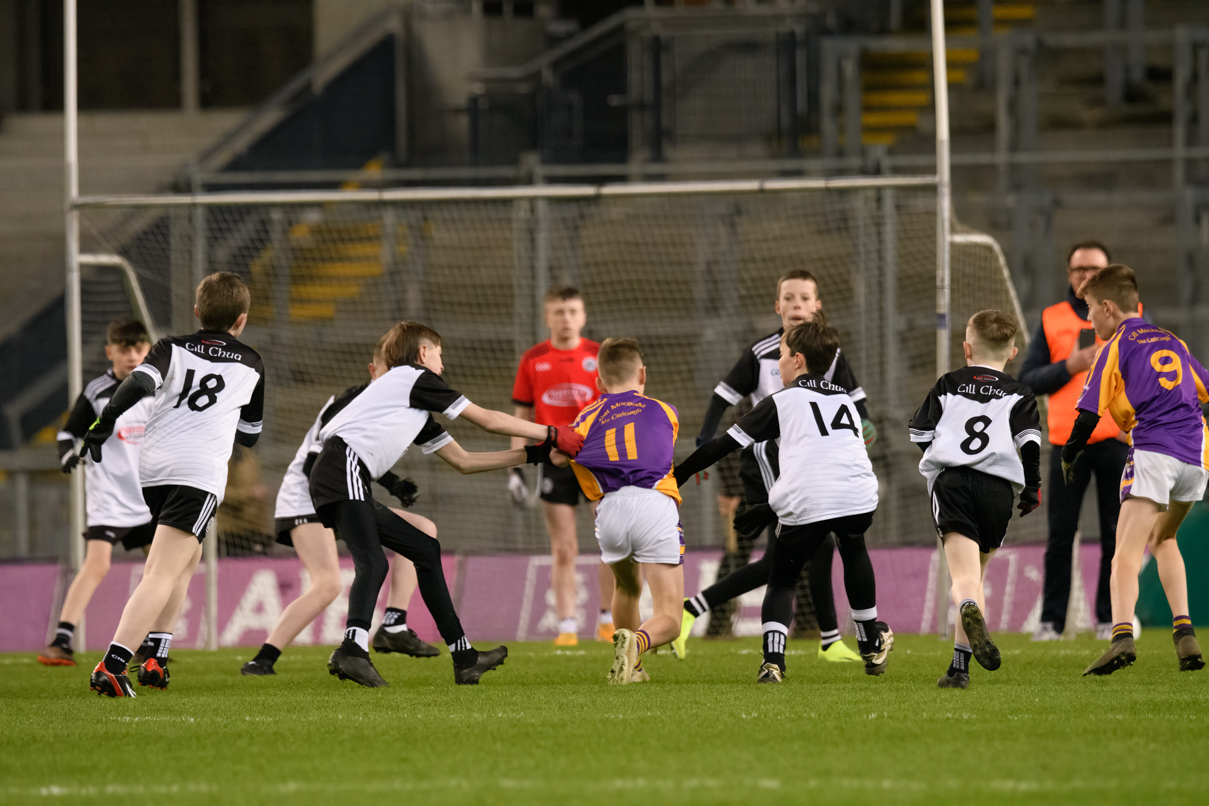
[77,186,1044,559]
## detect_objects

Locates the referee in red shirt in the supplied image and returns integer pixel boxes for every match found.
[510,287,615,646]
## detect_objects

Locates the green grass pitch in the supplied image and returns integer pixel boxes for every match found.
[2,632,1206,805]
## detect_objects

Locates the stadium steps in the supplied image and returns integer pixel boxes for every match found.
[854,1,1035,148]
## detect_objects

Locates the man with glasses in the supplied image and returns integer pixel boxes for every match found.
[1021,241,1131,641]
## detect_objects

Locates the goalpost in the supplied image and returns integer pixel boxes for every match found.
[62,0,1033,646]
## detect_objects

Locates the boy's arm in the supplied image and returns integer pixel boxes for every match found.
[58,392,95,472]
[235,365,266,448]
[434,438,554,475]
[459,403,583,455]
[908,382,944,453]
[832,351,874,442]
[699,349,760,445]
[1062,341,1117,476]
[1010,393,1043,515]
[81,372,157,461]
[676,395,780,485]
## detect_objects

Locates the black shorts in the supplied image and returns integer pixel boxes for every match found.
[85,522,156,551]
[931,467,1014,553]
[539,462,583,506]
[274,514,324,547]
[142,485,218,542]
[308,436,374,518]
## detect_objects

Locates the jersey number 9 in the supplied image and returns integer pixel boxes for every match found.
[1151,350,1183,390]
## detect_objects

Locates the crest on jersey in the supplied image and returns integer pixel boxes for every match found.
[973,375,997,382]
[202,339,225,346]
[535,361,552,372]
[117,425,145,445]
[582,357,597,372]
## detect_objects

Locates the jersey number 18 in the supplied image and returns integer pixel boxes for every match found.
[174,369,226,412]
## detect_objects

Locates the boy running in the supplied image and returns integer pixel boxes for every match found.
[675,321,891,682]
[40,321,155,666]
[551,338,683,685]
[309,321,584,687]
[84,273,266,697]
[675,270,870,662]
[510,287,615,645]
[909,311,1042,689]
[240,349,438,676]
[1064,265,1208,676]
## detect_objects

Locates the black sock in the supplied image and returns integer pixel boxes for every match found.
[254,643,281,665]
[103,642,133,675]
[949,643,972,674]
[137,634,155,657]
[146,632,172,661]
[854,618,881,654]
[52,622,75,650]
[762,626,787,671]
[451,647,477,667]
[383,607,407,627]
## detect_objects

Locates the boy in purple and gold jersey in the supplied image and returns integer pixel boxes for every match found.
[1062,264,1209,676]
[552,338,683,685]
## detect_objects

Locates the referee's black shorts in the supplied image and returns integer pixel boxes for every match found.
[539,461,584,506]
[931,466,1014,553]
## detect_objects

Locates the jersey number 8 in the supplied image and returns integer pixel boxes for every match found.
[960,415,992,455]
[174,369,226,412]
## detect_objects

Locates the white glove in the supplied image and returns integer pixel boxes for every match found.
[507,468,529,506]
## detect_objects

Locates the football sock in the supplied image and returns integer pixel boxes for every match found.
[52,621,74,650]
[136,634,155,659]
[1173,615,1195,639]
[343,627,370,657]
[103,642,133,675]
[949,643,972,674]
[253,643,281,665]
[635,630,652,655]
[762,621,788,670]
[1111,622,1134,643]
[448,636,471,654]
[383,607,408,634]
[820,629,841,649]
[685,593,710,617]
[959,598,977,611]
[557,618,576,634]
[852,608,880,654]
[451,647,477,666]
[599,609,613,625]
[634,658,644,673]
[147,632,172,661]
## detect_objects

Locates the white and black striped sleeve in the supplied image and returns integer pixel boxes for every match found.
[237,368,266,438]
[830,351,866,404]
[131,336,173,390]
[409,370,470,419]
[1009,391,1042,449]
[714,348,760,405]
[728,394,780,447]
[414,415,453,454]
[909,383,944,444]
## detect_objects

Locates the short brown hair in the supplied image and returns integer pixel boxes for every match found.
[1067,240,1111,265]
[967,310,1018,358]
[596,338,644,386]
[783,320,839,374]
[106,319,149,347]
[544,286,583,304]
[195,272,251,331]
[776,269,819,298]
[377,321,442,369]
[1081,264,1140,312]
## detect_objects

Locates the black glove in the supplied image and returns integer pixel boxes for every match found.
[525,440,553,465]
[302,452,318,479]
[734,503,777,536]
[80,417,114,463]
[60,451,81,474]
[1018,487,1041,517]
[388,477,419,508]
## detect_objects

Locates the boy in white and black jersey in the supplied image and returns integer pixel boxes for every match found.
[675,321,892,682]
[909,310,1042,690]
[677,270,871,663]
[240,350,441,677]
[38,321,155,667]
[82,273,266,698]
[308,321,585,687]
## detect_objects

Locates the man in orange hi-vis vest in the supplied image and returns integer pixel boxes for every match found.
[1021,241,1131,642]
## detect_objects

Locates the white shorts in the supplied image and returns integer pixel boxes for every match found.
[594,487,684,566]
[1121,448,1209,509]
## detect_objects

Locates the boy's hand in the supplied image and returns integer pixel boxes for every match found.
[507,468,529,504]
[60,451,81,474]
[80,417,114,462]
[1061,451,1081,486]
[388,477,419,508]
[861,418,877,447]
[1018,487,1041,517]
[548,425,584,458]
[524,441,553,465]
[549,449,571,468]
[734,503,777,536]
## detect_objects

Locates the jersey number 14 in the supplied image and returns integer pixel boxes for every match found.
[809,401,860,438]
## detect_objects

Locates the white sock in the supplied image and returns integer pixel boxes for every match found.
[384,623,408,634]
[598,610,613,626]
[820,629,841,648]
[686,593,710,617]
[345,627,369,652]
[558,618,577,634]
[448,636,471,653]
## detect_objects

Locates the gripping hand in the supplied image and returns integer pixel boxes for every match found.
[1017,487,1041,517]
[548,425,584,458]
[80,418,114,463]
[389,477,419,508]
[861,418,877,447]
[508,468,530,504]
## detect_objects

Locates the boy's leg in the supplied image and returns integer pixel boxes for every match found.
[259,524,341,657]
[1108,498,1164,628]
[632,563,684,648]
[759,524,821,678]
[806,536,861,662]
[42,539,113,663]
[543,500,580,640]
[831,518,890,674]
[1147,500,1204,671]
[372,508,440,658]
[110,526,201,652]
[940,534,990,685]
[610,558,642,633]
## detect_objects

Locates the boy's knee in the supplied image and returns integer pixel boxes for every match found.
[311,573,342,604]
[84,552,111,577]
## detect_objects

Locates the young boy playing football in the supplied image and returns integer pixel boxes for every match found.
[909,310,1042,689]
[1064,265,1208,676]
[675,321,891,682]
[551,338,683,684]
